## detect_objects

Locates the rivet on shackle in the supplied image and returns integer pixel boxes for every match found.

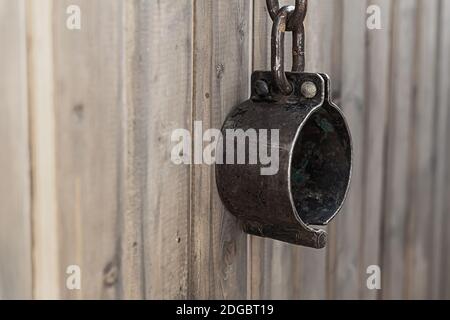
[255,80,270,97]
[301,81,317,98]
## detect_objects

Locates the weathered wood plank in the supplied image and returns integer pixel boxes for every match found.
[250,0,344,300]
[325,0,344,300]
[298,0,341,300]
[26,0,60,299]
[46,0,126,299]
[332,0,367,300]
[439,0,450,300]
[381,0,418,300]
[0,0,32,299]
[432,0,450,300]
[190,0,251,299]
[129,0,193,299]
[405,0,439,300]
[119,0,147,300]
[360,0,392,300]
[444,85,450,299]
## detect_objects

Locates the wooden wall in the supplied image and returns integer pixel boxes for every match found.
[1,0,450,299]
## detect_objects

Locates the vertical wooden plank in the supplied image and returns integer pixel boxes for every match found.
[443,92,450,299]
[360,0,392,300]
[190,0,251,299]
[439,0,450,300]
[381,0,418,300]
[250,0,296,300]
[332,0,367,300]
[32,0,126,299]
[249,0,273,300]
[250,0,343,300]
[127,0,193,299]
[325,0,344,300]
[432,0,450,300]
[406,0,439,300]
[0,0,32,299]
[250,0,306,300]
[298,0,342,300]
[119,0,145,300]
[26,0,60,299]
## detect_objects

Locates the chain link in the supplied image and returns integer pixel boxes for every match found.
[266,0,307,32]
[267,0,308,95]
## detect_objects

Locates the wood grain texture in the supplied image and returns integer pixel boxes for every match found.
[405,0,439,300]
[444,145,450,299]
[190,0,251,299]
[119,0,145,300]
[129,0,193,299]
[444,71,450,299]
[26,0,60,299]
[0,0,32,299]
[360,0,392,300]
[433,0,450,300]
[46,0,126,299]
[325,0,344,300]
[332,0,367,300]
[381,0,418,300]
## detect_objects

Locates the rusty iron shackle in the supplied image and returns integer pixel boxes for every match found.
[268,0,308,95]
[215,0,352,249]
